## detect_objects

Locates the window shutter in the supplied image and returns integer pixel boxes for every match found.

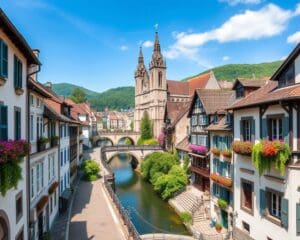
[261,118,267,139]
[213,183,216,196]
[0,105,8,141]
[281,198,289,229]
[18,60,23,88]
[1,41,8,78]
[14,55,18,87]
[283,116,289,143]
[240,120,244,141]
[296,203,300,235]
[259,189,266,215]
[213,158,216,173]
[213,136,216,148]
[251,119,255,141]
[222,162,226,176]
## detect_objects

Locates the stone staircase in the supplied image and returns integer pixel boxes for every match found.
[173,191,199,213]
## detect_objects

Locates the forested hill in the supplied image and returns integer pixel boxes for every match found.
[51,60,282,111]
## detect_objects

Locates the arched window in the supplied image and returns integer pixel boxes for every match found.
[158,71,162,88]
[0,212,9,240]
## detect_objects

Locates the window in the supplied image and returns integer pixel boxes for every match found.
[213,115,218,124]
[48,156,51,181]
[242,221,250,233]
[268,117,283,140]
[278,63,295,87]
[240,118,254,141]
[52,154,55,178]
[191,135,197,145]
[30,115,34,141]
[15,191,23,223]
[0,104,8,141]
[54,190,57,206]
[41,162,44,188]
[236,84,244,98]
[265,189,283,220]
[225,113,232,125]
[30,94,34,106]
[14,55,23,89]
[241,179,253,214]
[191,116,197,126]
[158,71,162,87]
[36,164,40,193]
[0,39,8,78]
[31,168,34,199]
[15,228,24,240]
[199,115,208,125]
[36,97,40,107]
[36,117,40,139]
[60,150,63,167]
[50,196,53,214]
[64,149,67,164]
[60,180,63,194]
[197,135,208,147]
[14,108,21,140]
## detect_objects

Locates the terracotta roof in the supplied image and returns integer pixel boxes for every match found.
[229,81,300,109]
[193,89,235,115]
[187,72,212,95]
[28,78,52,98]
[166,101,191,127]
[0,9,40,65]
[176,137,190,152]
[167,80,189,95]
[206,116,232,131]
[233,77,269,89]
[44,103,79,124]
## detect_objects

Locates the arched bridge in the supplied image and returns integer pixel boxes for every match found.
[101,145,163,167]
[94,131,140,146]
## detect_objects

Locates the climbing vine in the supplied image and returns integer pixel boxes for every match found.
[251,140,291,176]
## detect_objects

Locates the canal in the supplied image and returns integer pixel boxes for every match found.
[109,153,190,235]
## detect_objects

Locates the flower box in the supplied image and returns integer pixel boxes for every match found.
[0,76,7,86]
[221,149,232,158]
[211,148,221,156]
[232,140,253,156]
[15,87,24,96]
[210,173,232,188]
[50,136,59,147]
[189,144,208,155]
[37,137,49,152]
[252,140,291,176]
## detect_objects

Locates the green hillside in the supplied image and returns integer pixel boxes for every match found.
[183,61,283,82]
[52,83,98,99]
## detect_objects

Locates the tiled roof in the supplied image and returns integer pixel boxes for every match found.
[176,137,190,152]
[229,81,300,109]
[233,77,269,88]
[195,89,235,114]
[166,101,191,127]
[28,78,52,98]
[206,116,232,131]
[167,80,190,95]
[187,72,212,95]
[44,103,79,124]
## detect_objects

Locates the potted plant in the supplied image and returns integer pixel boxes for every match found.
[211,148,221,156]
[50,136,59,147]
[217,198,228,209]
[232,140,253,156]
[38,137,49,152]
[15,86,24,95]
[215,223,222,233]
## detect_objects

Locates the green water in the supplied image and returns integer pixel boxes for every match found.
[111,154,190,235]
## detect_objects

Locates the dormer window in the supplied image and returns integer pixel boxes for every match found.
[278,64,294,88]
[213,115,218,124]
[225,113,232,125]
[236,84,244,98]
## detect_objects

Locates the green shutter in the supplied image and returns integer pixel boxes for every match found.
[15,110,21,140]
[0,105,8,141]
[14,55,18,87]
[296,203,300,235]
[259,189,266,215]
[1,42,8,78]
[251,119,255,141]
[261,118,267,139]
[283,116,289,143]
[18,60,22,88]
[213,183,216,196]
[281,198,289,229]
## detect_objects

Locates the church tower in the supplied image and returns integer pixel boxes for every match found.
[134,32,168,137]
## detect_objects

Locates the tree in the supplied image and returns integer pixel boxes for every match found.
[70,88,87,103]
[140,111,153,140]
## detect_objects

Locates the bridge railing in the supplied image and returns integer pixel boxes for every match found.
[104,175,141,240]
[102,145,163,152]
[98,130,139,135]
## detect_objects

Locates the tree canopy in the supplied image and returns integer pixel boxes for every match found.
[70,88,87,103]
[140,111,153,140]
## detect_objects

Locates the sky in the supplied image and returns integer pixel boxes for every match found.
[1,0,300,92]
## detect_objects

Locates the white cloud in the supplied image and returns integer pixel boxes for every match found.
[165,3,296,63]
[119,45,129,51]
[287,31,300,44]
[142,41,154,48]
[295,3,300,16]
[222,56,230,61]
[219,0,261,6]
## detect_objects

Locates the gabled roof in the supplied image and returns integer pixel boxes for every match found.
[206,116,232,131]
[165,101,191,127]
[228,80,300,109]
[44,103,79,124]
[0,9,40,65]
[167,80,190,95]
[176,137,190,152]
[232,77,269,89]
[271,43,300,80]
[188,89,234,116]
[187,72,213,95]
[28,78,52,98]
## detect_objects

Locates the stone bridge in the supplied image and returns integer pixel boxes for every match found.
[101,145,163,166]
[93,130,140,146]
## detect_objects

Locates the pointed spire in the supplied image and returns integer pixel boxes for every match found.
[135,46,147,78]
[150,31,166,69]
[138,46,144,64]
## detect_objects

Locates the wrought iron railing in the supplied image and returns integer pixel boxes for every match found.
[103,176,141,240]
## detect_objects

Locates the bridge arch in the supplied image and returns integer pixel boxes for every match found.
[108,152,139,169]
[117,136,135,145]
[96,137,113,147]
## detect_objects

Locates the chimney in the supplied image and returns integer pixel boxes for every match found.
[45,81,52,90]
[31,49,40,81]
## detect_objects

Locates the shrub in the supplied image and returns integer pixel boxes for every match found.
[82,160,100,181]
[140,112,153,140]
[124,138,132,145]
[179,212,192,224]
[252,140,291,176]
[137,138,158,145]
[38,137,49,144]
[232,141,253,156]
[217,198,228,209]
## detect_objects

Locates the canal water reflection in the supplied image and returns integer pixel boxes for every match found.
[110,153,190,235]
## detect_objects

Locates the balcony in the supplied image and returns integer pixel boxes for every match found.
[37,137,49,152]
[191,165,210,178]
[210,173,232,188]
[50,136,59,148]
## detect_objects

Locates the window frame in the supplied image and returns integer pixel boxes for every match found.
[15,191,23,224]
[240,178,254,215]
[13,55,23,89]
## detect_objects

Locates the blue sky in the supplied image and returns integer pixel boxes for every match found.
[1,0,300,92]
